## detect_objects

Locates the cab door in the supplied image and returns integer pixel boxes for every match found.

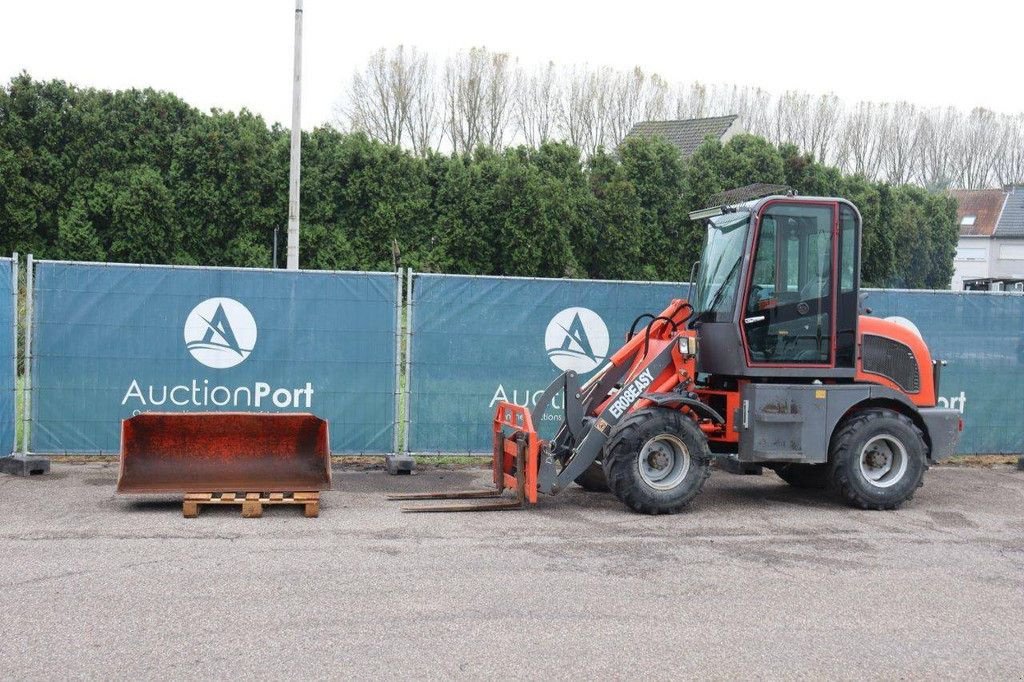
[742,201,837,367]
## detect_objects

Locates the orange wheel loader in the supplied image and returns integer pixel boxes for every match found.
[401,194,962,513]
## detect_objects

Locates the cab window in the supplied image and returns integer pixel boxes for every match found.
[744,203,835,364]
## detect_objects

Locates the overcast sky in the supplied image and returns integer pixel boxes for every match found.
[2,0,1019,129]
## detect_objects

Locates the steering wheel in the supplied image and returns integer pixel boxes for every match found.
[798,278,827,305]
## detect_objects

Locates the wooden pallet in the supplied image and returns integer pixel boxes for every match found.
[182,492,320,518]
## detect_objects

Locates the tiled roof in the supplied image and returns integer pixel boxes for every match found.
[627,115,739,158]
[948,188,1006,237]
[994,186,1024,238]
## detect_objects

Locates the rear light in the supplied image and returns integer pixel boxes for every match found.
[958,418,964,433]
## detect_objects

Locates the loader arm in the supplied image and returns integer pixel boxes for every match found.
[493,299,698,500]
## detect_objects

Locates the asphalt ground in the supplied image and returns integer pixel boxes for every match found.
[0,462,1022,680]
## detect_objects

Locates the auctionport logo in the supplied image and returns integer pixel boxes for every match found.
[184,297,257,369]
[544,307,609,374]
[122,296,313,410]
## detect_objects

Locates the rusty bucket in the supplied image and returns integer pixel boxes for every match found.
[116,412,331,494]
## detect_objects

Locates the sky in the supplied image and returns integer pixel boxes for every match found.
[1,0,1020,129]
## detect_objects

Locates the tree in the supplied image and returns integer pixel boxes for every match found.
[879,102,920,185]
[443,47,516,153]
[489,149,578,278]
[108,166,179,263]
[515,61,560,148]
[839,102,884,179]
[915,107,961,191]
[994,113,1024,186]
[344,46,415,147]
[55,199,105,261]
[588,156,645,280]
[618,135,689,280]
[1,73,966,289]
[957,108,999,189]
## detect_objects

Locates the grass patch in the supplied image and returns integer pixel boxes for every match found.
[941,454,1020,467]
[14,375,24,451]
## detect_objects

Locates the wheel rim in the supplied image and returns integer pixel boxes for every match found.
[638,434,690,490]
[858,434,908,489]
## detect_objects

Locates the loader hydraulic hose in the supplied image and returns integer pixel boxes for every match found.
[627,314,656,341]
[642,316,679,358]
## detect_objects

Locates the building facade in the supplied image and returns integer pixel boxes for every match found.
[950,185,1024,291]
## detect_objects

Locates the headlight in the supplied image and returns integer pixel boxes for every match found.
[678,335,698,357]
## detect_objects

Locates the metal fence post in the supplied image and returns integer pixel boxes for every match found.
[21,254,32,455]
[384,267,414,474]
[391,268,404,454]
[9,253,16,456]
[402,267,414,454]
[0,253,48,475]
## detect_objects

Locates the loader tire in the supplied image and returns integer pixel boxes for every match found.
[574,461,609,492]
[602,408,711,515]
[829,408,927,510]
[770,463,829,489]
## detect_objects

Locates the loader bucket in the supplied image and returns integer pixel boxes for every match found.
[116,412,331,494]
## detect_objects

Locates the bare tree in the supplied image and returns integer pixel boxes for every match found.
[994,113,1024,186]
[957,107,999,189]
[914,107,960,190]
[837,102,884,179]
[515,61,560,147]
[442,47,518,153]
[717,85,771,140]
[482,51,516,149]
[559,64,595,153]
[406,54,441,155]
[342,44,1020,188]
[344,46,422,147]
[643,73,671,122]
[607,67,646,147]
[674,82,709,119]
[805,94,842,162]
[442,48,487,154]
[588,67,615,153]
[879,101,920,185]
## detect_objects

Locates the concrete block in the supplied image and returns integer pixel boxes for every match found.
[385,454,415,475]
[0,455,51,477]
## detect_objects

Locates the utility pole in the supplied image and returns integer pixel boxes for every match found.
[286,0,303,270]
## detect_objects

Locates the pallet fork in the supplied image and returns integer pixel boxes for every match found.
[388,404,540,512]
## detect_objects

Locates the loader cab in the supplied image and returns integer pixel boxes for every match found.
[691,196,861,380]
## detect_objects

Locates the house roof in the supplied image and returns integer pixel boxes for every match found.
[627,115,739,158]
[948,188,1006,237]
[995,186,1024,237]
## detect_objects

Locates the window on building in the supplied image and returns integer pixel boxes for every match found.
[956,246,987,261]
[999,244,1024,260]
[961,215,977,226]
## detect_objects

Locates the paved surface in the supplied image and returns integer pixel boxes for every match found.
[0,463,1022,680]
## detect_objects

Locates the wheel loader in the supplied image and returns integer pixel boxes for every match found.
[397,194,962,513]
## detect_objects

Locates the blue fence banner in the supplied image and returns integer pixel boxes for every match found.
[864,289,1022,454]
[1,258,14,455]
[406,274,688,453]
[31,262,399,454]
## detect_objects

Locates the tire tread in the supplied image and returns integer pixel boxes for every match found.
[829,408,926,510]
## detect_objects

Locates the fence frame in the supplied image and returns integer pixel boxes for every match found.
[4,254,15,456]
[391,268,404,454]
[401,271,689,456]
[26,258,404,455]
[12,256,1024,457]
[22,254,32,455]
